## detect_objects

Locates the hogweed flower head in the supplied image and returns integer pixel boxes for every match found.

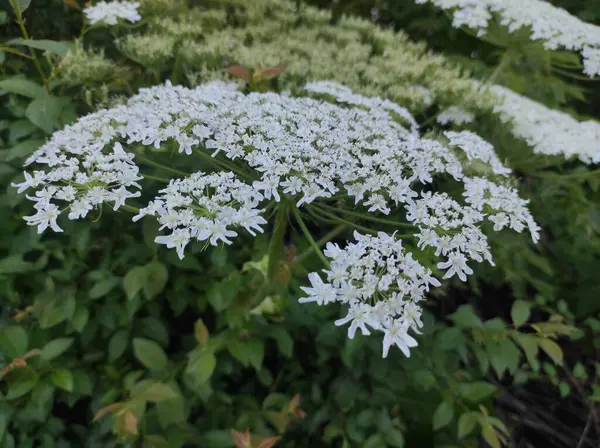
[14,80,539,358]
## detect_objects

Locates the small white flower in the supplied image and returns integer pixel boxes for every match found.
[24,204,63,234]
[299,273,337,305]
[155,228,190,260]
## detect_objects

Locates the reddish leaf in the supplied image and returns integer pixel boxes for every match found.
[260,64,286,80]
[225,65,251,80]
[231,429,251,448]
[64,0,81,9]
[257,436,281,448]
[93,402,124,421]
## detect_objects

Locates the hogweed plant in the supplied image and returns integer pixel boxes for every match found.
[13,79,539,358]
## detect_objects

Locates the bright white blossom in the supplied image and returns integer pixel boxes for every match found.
[84,1,141,26]
[133,171,266,258]
[416,0,600,77]
[487,84,600,164]
[444,130,512,176]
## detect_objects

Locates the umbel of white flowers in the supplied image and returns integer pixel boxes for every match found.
[416,0,600,77]
[13,80,539,358]
[83,1,141,26]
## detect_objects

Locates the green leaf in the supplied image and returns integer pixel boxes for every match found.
[457,382,497,402]
[207,271,241,311]
[270,326,293,357]
[133,338,168,372]
[458,412,478,439]
[512,333,539,368]
[559,381,570,397]
[539,338,563,365]
[134,382,178,403]
[228,339,264,370]
[17,0,32,13]
[186,350,217,385]
[123,266,146,300]
[156,395,186,427]
[194,318,209,344]
[481,423,501,448]
[0,78,45,98]
[449,305,483,328]
[143,261,168,300]
[8,39,71,56]
[50,368,74,392]
[89,277,120,299]
[4,367,38,400]
[511,300,531,327]
[383,429,405,448]
[485,338,520,377]
[573,362,587,380]
[0,325,28,359]
[143,435,169,448]
[71,307,90,333]
[432,400,454,430]
[40,337,74,361]
[5,139,44,161]
[25,95,64,134]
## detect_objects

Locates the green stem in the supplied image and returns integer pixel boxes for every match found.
[487,51,513,85]
[296,224,346,264]
[306,205,377,234]
[192,148,254,182]
[137,155,190,177]
[10,0,48,91]
[267,201,290,284]
[291,207,330,267]
[0,46,33,59]
[314,203,416,228]
[142,173,171,183]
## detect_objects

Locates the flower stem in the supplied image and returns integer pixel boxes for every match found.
[291,207,330,267]
[295,222,346,265]
[267,201,290,284]
[137,155,190,177]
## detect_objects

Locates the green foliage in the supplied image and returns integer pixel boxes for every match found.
[1,0,599,447]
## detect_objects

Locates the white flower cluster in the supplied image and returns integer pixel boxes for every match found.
[84,1,141,26]
[15,80,539,357]
[444,130,511,176]
[14,131,142,234]
[300,232,439,357]
[437,106,475,126]
[415,0,600,77]
[488,84,600,164]
[132,171,266,259]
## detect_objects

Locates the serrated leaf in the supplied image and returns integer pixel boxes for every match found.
[457,412,478,439]
[270,326,293,357]
[133,338,168,372]
[539,338,563,365]
[0,325,28,359]
[485,338,520,377]
[433,400,454,430]
[0,78,45,98]
[559,381,570,397]
[50,368,74,392]
[71,307,89,333]
[40,338,73,361]
[511,300,531,327]
[89,276,119,299]
[229,339,264,370]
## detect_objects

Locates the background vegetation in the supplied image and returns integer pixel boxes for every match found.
[1,0,600,447]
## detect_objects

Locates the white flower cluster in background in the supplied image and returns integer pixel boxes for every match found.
[132,171,266,259]
[15,80,539,358]
[84,1,141,26]
[415,0,600,77]
[488,84,600,164]
[437,106,475,126]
